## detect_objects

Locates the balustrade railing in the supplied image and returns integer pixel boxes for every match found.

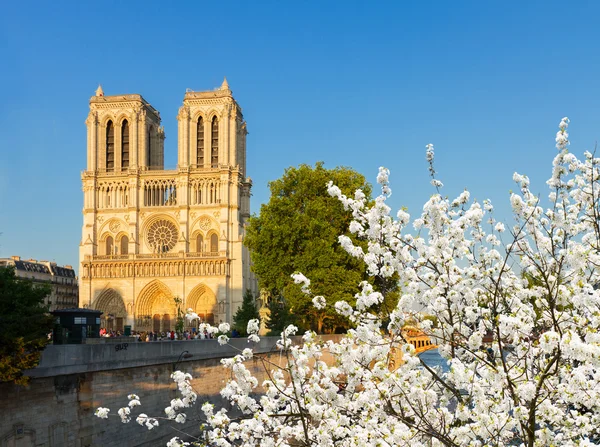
[83,251,225,262]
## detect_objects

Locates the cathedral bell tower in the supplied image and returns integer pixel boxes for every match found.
[85,87,165,172]
[80,81,256,333]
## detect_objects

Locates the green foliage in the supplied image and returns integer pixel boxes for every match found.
[0,266,54,385]
[174,297,185,334]
[245,162,375,333]
[233,289,260,336]
[265,297,298,336]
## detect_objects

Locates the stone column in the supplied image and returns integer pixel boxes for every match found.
[204,117,210,168]
[139,109,147,167]
[87,112,98,171]
[115,119,122,171]
[183,108,190,167]
[223,107,230,166]
[131,108,139,168]
[177,107,184,168]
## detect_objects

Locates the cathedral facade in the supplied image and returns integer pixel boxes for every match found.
[79,79,255,332]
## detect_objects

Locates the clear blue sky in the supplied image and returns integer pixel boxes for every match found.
[1,1,600,272]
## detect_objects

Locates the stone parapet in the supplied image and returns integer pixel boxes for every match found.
[27,335,344,378]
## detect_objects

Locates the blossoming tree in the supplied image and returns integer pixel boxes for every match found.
[97,118,600,447]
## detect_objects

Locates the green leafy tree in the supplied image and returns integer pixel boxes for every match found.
[233,289,260,336]
[0,266,54,385]
[245,162,375,333]
[265,297,297,336]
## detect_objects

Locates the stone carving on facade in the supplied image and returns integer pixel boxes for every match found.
[146,219,178,253]
[81,259,228,279]
[213,211,220,218]
[189,177,221,205]
[132,105,141,119]
[85,111,98,125]
[108,220,121,233]
[93,288,127,320]
[177,106,190,120]
[198,216,212,231]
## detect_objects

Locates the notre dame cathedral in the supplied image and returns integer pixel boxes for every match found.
[79,79,256,332]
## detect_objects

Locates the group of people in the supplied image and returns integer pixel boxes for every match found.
[133,329,215,342]
[98,327,241,341]
[99,328,122,337]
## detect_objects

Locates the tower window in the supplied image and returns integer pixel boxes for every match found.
[121,120,129,169]
[197,117,204,167]
[106,236,114,255]
[211,116,218,168]
[120,235,129,255]
[210,233,218,253]
[106,121,115,172]
[196,234,204,253]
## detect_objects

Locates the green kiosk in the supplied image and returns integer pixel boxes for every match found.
[51,308,103,344]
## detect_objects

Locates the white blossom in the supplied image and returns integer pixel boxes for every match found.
[94,407,110,419]
[246,318,260,335]
[312,295,326,309]
[93,116,600,447]
[166,438,189,447]
[118,406,131,423]
[291,272,311,294]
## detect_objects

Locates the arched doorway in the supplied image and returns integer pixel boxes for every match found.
[135,280,176,332]
[92,288,127,332]
[187,283,217,328]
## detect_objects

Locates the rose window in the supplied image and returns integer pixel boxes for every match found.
[147,219,178,252]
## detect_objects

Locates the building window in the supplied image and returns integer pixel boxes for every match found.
[197,117,204,167]
[211,116,218,168]
[106,121,115,171]
[74,317,86,324]
[210,234,218,253]
[120,236,129,255]
[196,234,204,253]
[121,120,129,169]
[106,236,113,255]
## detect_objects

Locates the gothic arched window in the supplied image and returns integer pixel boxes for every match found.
[196,234,204,253]
[197,117,204,167]
[121,120,129,169]
[211,116,218,168]
[106,236,114,255]
[210,233,218,254]
[120,235,129,255]
[106,121,115,172]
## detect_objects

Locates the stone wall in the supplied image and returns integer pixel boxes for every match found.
[1,336,342,447]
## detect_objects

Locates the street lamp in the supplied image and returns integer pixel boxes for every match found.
[173,350,193,371]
